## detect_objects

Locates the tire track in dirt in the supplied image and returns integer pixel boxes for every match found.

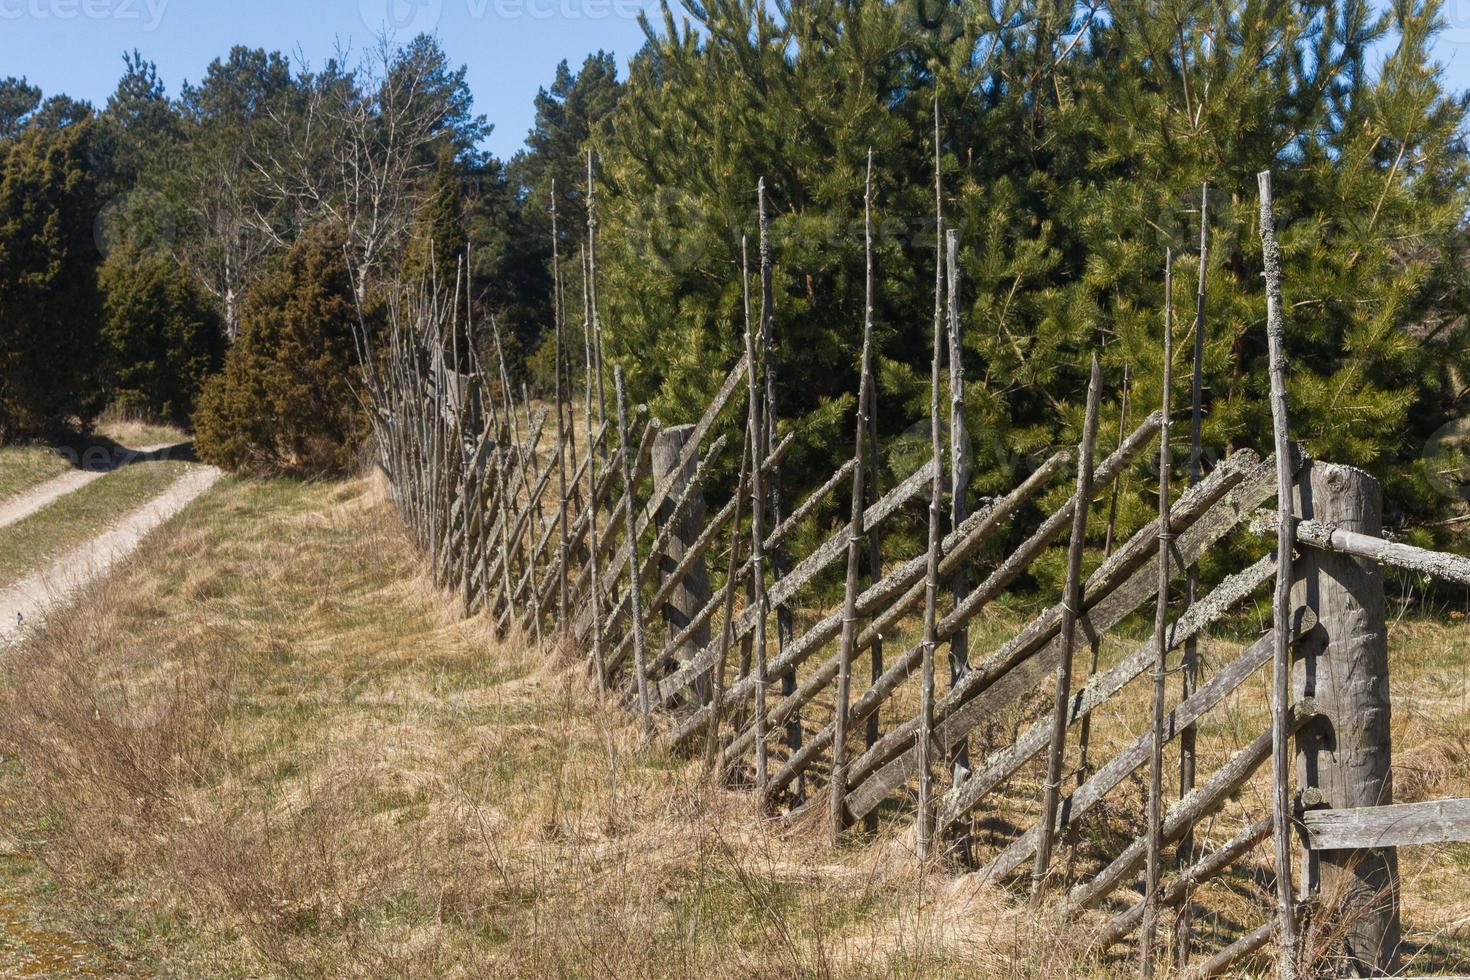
[0,443,186,532]
[0,465,221,643]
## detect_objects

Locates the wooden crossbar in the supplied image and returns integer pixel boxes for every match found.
[976,618,1317,885]
[843,448,1278,825]
[1302,799,1470,850]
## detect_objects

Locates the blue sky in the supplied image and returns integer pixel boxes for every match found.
[3,0,1470,160]
[0,0,658,159]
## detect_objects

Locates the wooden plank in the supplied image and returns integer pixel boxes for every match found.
[737,449,1074,784]
[611,434,796,680]
[597,432,729,666]
[842,447,1274,823]
[1254,511,1470,585]
[973,612,1317,885]
[1179,921,1273,980]
[771,457,936,612]
[765,456,856,554]
[1070,691,1322,911]
[1303,799,1470,850]
[717,412,1156,770]
[654,456,935,706]
[637,352,749,534]
[934,554,1278,837]
[1095,817,1271,951]
[704,449,1071,765]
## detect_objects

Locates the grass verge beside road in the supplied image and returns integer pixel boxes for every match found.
[0,448,72,505]
[0,460,194,587]
[0,472,1464,977]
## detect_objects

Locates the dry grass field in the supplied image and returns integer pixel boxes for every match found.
[0,472,1465,977]
[0,447,73,505]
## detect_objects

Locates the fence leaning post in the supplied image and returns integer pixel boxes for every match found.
[1176,179,1209,968]
[550,180,571,638]
[916,91,945,863]
[1258,167,1301,979]
[831,149,877,843]
[944,226,973,862]
[614,366,653,739]
[746,189,771,793]
[1141,248,1174,978]
[1292,459,1401,973]
[1032,354,1103,899]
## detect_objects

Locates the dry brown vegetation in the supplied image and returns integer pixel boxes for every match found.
[0,473,1466,977]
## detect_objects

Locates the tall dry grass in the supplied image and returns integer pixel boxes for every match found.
[0,472,1466,977]
[0,475,1116,978]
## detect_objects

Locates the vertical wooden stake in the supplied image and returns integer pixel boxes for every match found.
[944,226,972,860]
[1032,354,1103,898]
[1141,248,1174,978]
[916,96,944,861]
[1176,181,1209,967]
[747,197,771,793]
[587,149,607,435]
[704,423,751,777]
[1076,361,1128,788]
[831,150,877,842]
[582,247,607,688]
[552,181,571,637]
[758,178,799,796]
[615,366,653,739]
[862,356,884,836]
[653,423,710,699]
[1258,168,1300,980]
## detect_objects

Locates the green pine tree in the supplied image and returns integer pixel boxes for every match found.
[0,119,107,439]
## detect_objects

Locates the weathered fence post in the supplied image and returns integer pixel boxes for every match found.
[1292,459,1400,974]
[653,423,711,701]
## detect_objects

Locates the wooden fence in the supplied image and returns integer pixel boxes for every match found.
[359,164,1470,977]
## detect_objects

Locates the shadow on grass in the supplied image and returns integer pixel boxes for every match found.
[47,433,198,472]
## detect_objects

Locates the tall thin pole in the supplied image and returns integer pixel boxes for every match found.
[1076,362,1128,785]
[862,345,884,835]
[831,151,877,841]
[1032,354,1102,898]
[1141,248,1174,977]
[587,149,607,437]
[615,365,653,738]
[551,182,570,635]
[752,172,796,792]
[758,173,800,797]
[916,95,944,860]
[1259,169,1299,980]
[747,187,771,792]
[945,226,971,859]
[1177,181,1209,967]
[581,246,607,688]
[704,416,751,776]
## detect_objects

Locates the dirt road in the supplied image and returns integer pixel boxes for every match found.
[0,465,221,642]
[0,443,185,531]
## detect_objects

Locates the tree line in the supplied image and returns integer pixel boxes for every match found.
[0,35,615,465]
[1,0,1466,544]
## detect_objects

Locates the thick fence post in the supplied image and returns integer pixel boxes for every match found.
[653,423,711,702]
[1292,459,1400,974]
